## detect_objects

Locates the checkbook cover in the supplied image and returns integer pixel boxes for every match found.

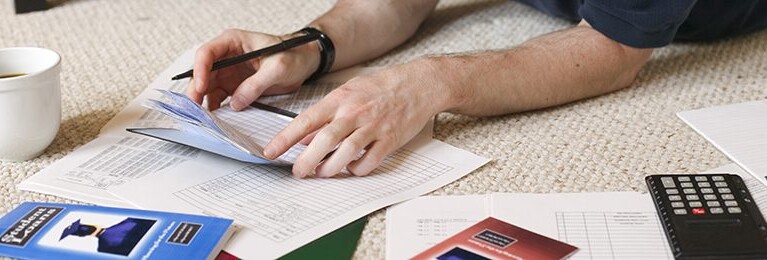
[411,217,578,260]
[128,89,284,165]
[0,202,234,260]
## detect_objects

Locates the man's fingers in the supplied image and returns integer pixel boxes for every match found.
[299,129,321,145]
[315,127,375,178]
[292,117,357,177]
[228,73,271,111]
[229,61,291,111]
[192,31,241,96]
[347,140,398,176]
[206,88,229,111]
[265,101,334,160]
[186,80,204,104]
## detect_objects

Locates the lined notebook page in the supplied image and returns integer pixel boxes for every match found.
[678,100,767,187]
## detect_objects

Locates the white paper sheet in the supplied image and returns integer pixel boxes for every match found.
[385,195,490,260]
[678,101,767,187]
[109,135,490,259]
[18,48,381,207]
[18,135,204,207]
[386,192,674,260]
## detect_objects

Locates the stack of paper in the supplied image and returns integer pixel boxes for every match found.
[18,49,490,259]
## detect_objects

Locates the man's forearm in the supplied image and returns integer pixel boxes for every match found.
[431,22,654,116]
[308,0,438,70]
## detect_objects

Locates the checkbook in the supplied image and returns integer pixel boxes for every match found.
[127,90,305,164]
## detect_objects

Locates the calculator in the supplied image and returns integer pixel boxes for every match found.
[646,174,767,259]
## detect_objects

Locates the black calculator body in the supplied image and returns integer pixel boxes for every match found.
[646,174,767,259]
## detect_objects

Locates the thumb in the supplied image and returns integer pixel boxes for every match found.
[229,65,285,111]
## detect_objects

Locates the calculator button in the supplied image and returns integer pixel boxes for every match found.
[714,182,728,187]
[671,202,684,208]
[721,194,735,200]
[695,176,708,181]
[678,176,691,182]
[674,209,688,215]
[706,201,721,207]
[661,177,676,188]
[700,188,714,194]
[718,188,732,193]
[680,182,694,188]
[728,207,742,214]
[710,207,724,214]
[703,194,717,200]
[691,208,706,215]
[666,189,679,195]
[683,188,696,194]
[689,201,703,208]
[669,195,682,201]
[697,182,711,187]
[686,195,700,201]
[712,176,725,181]
[724,200,738,207]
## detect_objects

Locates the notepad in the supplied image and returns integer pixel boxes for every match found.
[128,90,303,165]
[677,100,767,187]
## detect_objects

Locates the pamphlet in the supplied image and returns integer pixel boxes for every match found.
[411,217,578,260]
[0,202,235,260]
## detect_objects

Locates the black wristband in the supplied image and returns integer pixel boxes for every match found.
[299,27,335,82]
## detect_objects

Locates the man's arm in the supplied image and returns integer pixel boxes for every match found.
[309,0,439,71]
[264,21,654,177]
[421,22,653,116]
[432,21,654,116]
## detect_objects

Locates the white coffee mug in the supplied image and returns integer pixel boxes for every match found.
[0,47,61,161]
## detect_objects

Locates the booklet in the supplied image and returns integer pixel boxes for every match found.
[0,202,235,260]
[411,217,578,260]
[128,90,296,165]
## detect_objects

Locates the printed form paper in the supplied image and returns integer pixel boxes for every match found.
[386,192,674,260]
[109,137,489,259]
[678,100,767,186]
[18,50,204,206]
[17,48,382,207]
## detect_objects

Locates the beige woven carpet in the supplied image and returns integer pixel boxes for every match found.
[2,0,766,258]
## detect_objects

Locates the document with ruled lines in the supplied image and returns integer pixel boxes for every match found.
[678,100,767,187]
[386,192,673,260]
[109,135,489,259]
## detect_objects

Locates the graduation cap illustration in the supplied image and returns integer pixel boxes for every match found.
[57,217,156,256]
[59,219,98,240]
[59,219,82,240]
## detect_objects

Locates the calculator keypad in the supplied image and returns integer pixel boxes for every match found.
[647,174,767,258]
[660,175,742,215]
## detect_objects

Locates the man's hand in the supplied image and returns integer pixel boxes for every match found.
[263,60,452,178]
[186,29,320,111]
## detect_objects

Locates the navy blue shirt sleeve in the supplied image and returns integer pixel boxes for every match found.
[579,0,698,48]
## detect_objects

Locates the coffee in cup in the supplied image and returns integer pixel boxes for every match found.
[0,47,62,161]
[0,73,27,79]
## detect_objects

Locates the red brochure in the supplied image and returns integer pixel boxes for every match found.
[412,217,577,260]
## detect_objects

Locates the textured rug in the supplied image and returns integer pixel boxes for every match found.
[2,0,766,258]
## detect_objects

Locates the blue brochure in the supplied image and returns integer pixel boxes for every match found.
[0,202,235,259]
